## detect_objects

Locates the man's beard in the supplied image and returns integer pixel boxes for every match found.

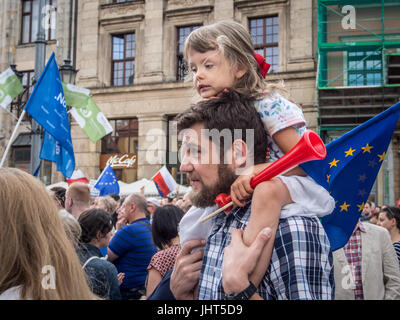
[189,165,237,208]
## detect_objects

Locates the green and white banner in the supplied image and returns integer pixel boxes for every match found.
[0,68,24,110]
[63,82,113,143]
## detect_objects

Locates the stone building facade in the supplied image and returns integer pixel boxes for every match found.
[0,0,319,186]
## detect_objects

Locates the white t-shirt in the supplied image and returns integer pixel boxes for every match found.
[0,286,24,300]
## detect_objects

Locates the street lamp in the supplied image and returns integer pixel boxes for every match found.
[59,59,77,84]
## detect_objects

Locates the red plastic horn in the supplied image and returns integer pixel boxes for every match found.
[201,130,327,223]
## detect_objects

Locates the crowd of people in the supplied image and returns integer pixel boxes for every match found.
[50,182,192,300]
[2,20,400,301]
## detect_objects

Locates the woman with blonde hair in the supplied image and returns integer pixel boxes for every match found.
[0,168,95,300]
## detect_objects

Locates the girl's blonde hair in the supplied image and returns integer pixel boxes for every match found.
[184,20,287,98]
[0,168,95,300]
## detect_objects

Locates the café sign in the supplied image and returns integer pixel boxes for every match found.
[100,153,137,169]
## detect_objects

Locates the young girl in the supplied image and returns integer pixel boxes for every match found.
[179,20,335,296]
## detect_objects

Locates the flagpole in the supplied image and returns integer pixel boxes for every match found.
[30,0,47,176]
[0,110,27,168]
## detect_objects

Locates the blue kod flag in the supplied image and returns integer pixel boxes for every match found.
[94,164,120,196]
[40,131,75,178]
[301,102,400,251]
[24,52,75,178]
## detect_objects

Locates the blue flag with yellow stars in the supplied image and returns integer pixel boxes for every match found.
[94,164,120,196]
[300,102,400,251]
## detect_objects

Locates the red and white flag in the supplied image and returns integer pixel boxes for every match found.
[67,169,89,186]
[152,165,178,198]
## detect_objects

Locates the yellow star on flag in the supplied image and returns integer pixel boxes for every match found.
[377,152,386,162]
[329,158,340,168]
[357,202,365,212]
[326,174,331,183]
[340,201,350,212]
[361,143,373,153]
[344,147,356,157]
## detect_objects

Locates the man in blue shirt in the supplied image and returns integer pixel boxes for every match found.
[107,193,157,300]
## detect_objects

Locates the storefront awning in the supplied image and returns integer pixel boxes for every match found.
[12,133,31,147]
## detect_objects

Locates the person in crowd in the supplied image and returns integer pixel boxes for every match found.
[377,206,400,265]
[50,186,66,210]
[333,218,400,299]
[109,193,120,202]
[91,195,119,256]
[0,168,95,300]
[361,200,375,222]
[107,193,157,300]
[91,195,118,216]
[65,182,91,219]
[59,209,81,247]
[163,91,334,300]
[146,197,161,223]
[369,210,380,225]
[172,19,334,298]
[77,209,123,300]
[146,205,184,297]
[177,191,193,214]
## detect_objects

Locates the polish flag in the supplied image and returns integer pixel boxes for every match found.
[67,169,90,186]
[152,165,178,198]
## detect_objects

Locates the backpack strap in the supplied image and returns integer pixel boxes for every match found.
[82,256,101,269]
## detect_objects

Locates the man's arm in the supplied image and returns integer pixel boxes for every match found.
[107,248,119,263]
[170,239,205,300]
[222,228,272,300]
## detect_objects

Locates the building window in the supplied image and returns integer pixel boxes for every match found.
[21,70,35,101]
[348,50,382,86]
[112,33,135,86]
[101,118,138,182]
[112,0,137,3]
[21,0,57,44]
[177,25,201,81]
[250,16,278,73]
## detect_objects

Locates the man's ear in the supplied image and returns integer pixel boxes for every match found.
[231,139,247,168]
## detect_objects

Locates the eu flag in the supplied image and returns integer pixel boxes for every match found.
[24,52,75,178]
[94,164,120,196]
[301,102,400,251]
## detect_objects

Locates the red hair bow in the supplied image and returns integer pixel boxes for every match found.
[254,52,270,78]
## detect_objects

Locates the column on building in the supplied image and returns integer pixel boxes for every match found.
[138,0,164,84]
[137,114,168,180]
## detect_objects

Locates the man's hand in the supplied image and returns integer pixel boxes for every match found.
[116,216,127,230]
[222,227,272,294]
[170,239,206,300]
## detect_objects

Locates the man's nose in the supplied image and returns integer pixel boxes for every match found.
[180,154,194,173]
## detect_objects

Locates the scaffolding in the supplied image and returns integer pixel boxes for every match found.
[317,0,400,205]
[317,0,400,89]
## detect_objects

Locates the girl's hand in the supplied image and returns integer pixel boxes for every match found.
[230,168,256,207]
[230,163,270,207]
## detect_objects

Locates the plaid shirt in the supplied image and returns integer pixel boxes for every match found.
[197,201,335,300]
[343,220,366,300]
